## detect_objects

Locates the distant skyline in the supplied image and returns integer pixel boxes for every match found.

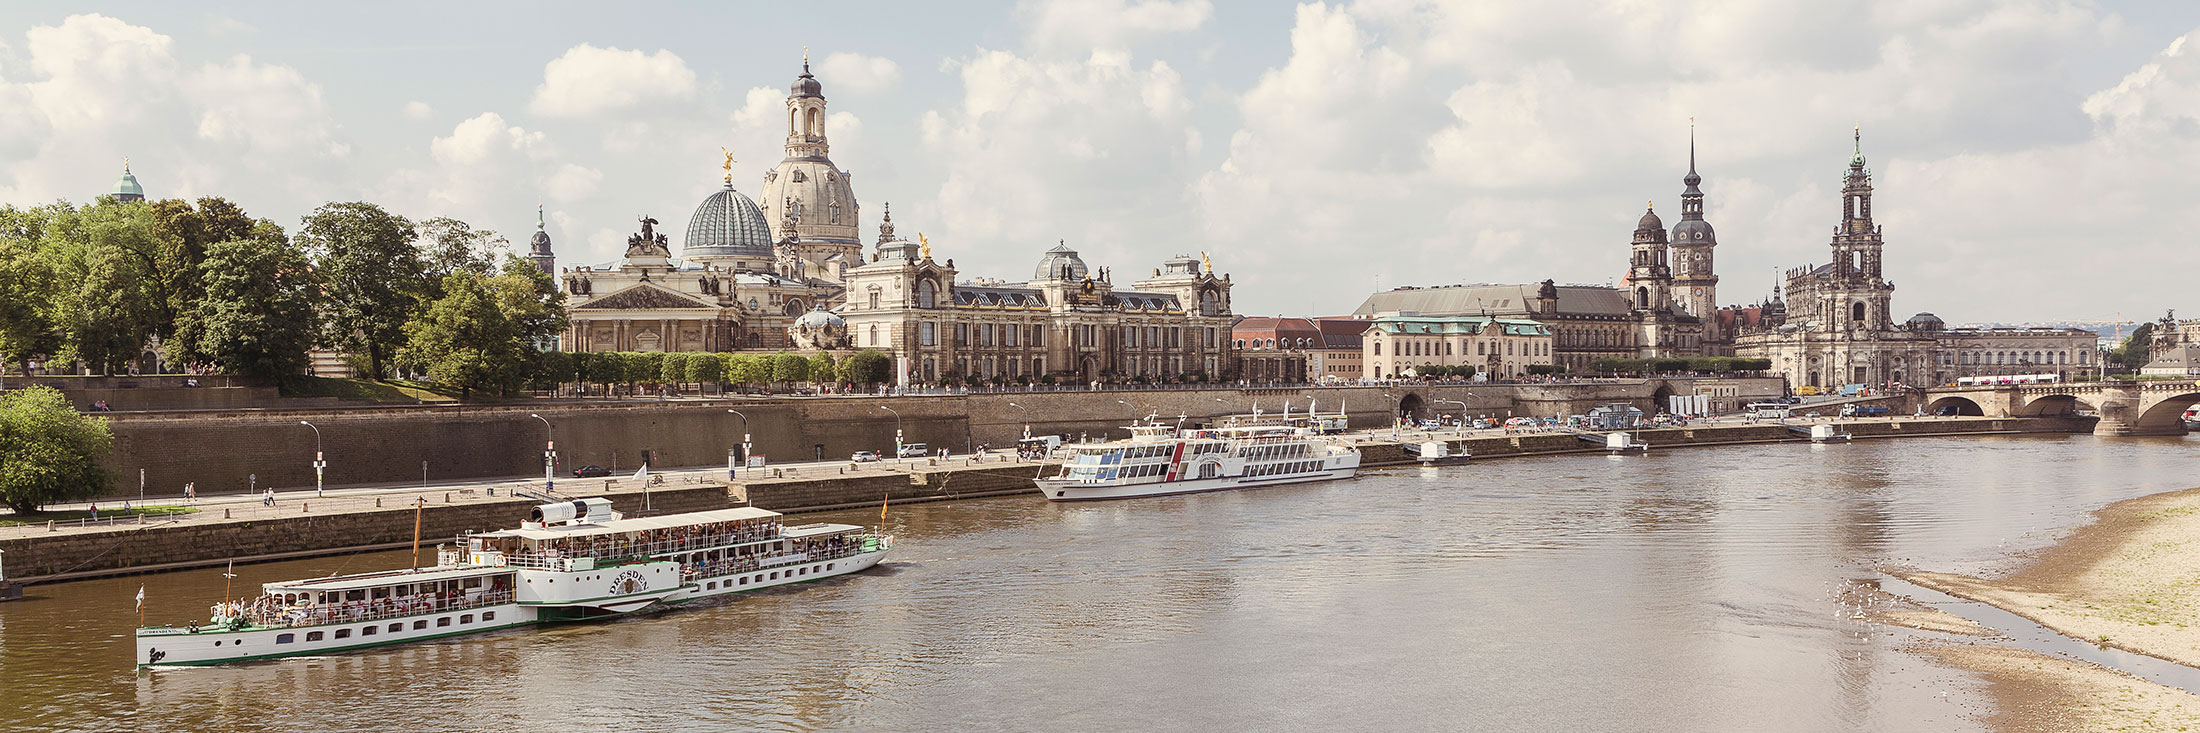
[0,1,2195,321]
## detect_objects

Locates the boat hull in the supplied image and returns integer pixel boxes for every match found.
[136,603,537,667]
[1036,463,1358,502]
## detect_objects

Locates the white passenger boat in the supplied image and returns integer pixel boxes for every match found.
[1035,423,1360,502]
[134,498,890,667]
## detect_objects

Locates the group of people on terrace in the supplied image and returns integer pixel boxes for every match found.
[196,576,513,631]
[515,518,782,563]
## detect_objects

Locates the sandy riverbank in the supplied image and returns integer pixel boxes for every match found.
[1884,486,2200,731]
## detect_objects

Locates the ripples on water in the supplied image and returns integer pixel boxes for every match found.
[2,435,2196,732]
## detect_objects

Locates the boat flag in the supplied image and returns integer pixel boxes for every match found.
[633,464,648,481]
[134,584,144,612]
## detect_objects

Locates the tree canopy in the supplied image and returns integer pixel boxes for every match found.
[195,221,318,380]
[0,385,114,513]
[299,202,421,379]
[401,272,519,398]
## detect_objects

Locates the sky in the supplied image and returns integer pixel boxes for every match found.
[0,1,2195,323]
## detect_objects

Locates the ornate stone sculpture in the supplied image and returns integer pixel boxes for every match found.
[788,305,850,350]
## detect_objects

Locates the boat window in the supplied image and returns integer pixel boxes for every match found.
[414,620,428,630]
[306,631,324,641]
[335,629,352,639]
[388,624,401,633]
[276,633,295,644]
[707,582,717,590]
[461,614,474,624]
[438,617,452,627]
[483,612,496,621]
[770,572,779,580]
[362,626,377,636]
[827,564,834,570]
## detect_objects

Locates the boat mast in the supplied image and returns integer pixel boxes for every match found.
[411,497,425,568]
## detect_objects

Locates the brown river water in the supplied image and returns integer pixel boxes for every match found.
[2,434,2197,732]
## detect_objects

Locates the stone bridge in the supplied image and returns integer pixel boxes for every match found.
[1921,380,2200,436]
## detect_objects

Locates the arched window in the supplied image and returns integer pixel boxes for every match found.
[867,288,881,310]
[1851,301,1867,324]
[805,107,822,136]
[916,280,937,309]
[868,324,879,346]
[1636,287,1649,309]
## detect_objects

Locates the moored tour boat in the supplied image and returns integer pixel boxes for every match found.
[1035,422,1360,502]
[134,498,890,667]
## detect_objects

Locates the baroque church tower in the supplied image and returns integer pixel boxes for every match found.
[760,52,862,285]
[1828,127,1893,332]
[1625,203,1672,313]
[1669,127,1719,342]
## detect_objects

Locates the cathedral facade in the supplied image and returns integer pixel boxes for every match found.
[1731,131,2100,387]
[553,59,1237,384]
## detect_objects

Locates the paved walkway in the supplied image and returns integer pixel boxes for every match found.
[0,451,1045,541]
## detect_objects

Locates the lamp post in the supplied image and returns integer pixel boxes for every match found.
[299,421,324,498]
[1383,392,1399,439]
[878,404,903,459]
[1007,402,1031,440]
[726,409,751,479]
[529,413,554,491]
[1437,398,1467,433]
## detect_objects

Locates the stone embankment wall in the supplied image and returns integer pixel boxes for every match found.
[95,379,1781,500]
[0,485,735,580]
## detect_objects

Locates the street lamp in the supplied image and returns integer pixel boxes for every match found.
[299,421,325,498]
[878,404,903,458]
[529,413,554,491]
[1007,402,1031,440]
[1437,398,1467,432]
[1382,392,1399,438]
[726,409,751,479]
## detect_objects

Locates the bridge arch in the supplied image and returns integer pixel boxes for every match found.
[1925,396,1985,417]
[2013,393,2096,418]
[2131,391,2200,434]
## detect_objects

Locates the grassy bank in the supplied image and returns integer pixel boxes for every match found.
[280,376,460,403]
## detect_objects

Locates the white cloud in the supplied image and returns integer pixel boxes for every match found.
[919,48,1196,273]
[1020,0,1212,50]
[528,44,697,117]
[430,112,547,167]
[189,54,333,154]
[816,52,901,93]
[403,100,432,120]
[544,163,601,202]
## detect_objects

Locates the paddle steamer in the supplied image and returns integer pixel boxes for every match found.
[135,498,890,667]
[1036,422,1360,501]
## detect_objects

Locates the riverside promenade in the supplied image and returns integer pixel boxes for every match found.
[0,415,2093,584]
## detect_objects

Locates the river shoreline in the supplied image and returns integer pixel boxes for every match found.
[1889,485,2200,731]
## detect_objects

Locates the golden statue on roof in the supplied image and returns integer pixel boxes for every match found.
[1200,251,1212,273]
[720,147,734,183]
[919,233,932,260]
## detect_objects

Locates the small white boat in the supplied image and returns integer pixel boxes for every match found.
[1036,423,1360,501]
[1408,440,1471,466]
[135,499,890,667]
[1810,424,1853,443]
[1605,432,1649,455]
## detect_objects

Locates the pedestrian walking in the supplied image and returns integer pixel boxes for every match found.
[184,482,196,503]
[263,488,274,507]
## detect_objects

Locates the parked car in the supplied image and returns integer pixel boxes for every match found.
[571,465,610,478]
[897,443,929,458]
[851,450,882,462]
[1505,417,1539,428]
[1796,385,1822,396]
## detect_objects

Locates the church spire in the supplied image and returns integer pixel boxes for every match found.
[876,202,896,244]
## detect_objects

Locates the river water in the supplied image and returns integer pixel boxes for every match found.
[3,434,2197,732]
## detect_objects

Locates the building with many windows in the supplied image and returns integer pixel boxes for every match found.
[1731,131,2100,387]
[1361,314,1553,379]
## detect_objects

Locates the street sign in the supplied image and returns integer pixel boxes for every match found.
[746,455,767,468]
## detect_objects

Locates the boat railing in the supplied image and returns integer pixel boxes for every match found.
[189,590,518,631]
[503,529,790,568]
[677,539,886,582]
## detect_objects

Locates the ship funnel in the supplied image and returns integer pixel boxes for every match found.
[530,501,583,525]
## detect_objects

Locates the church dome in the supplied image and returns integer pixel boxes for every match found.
[1905,312,1944,332]
[111,163,144,202]
[795,305,845,329]
[1034,243,1088,281]
[1671,217,1716,243]
[1636,207,1664,233]
[792,64,822,98]
[684,183,775,260]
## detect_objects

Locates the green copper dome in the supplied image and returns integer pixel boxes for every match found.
[111,162,144,201]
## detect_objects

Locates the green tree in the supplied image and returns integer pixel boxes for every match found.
[839,349,891,384]
[0,385,113,513]
[806,352,836,384]
[0,205,66,374]
[770,352,810,383]
[61,211,164,374]
[401,272,519,399]
[149,197,255,366]
[728,353,770,385]
[2115,323,2155,371]
[416,217,504,295]
[661,352,693,387]
[531,350,577,390]
[487,254,568,348]
[624,352,658,386]
[298,202,422,379]
[195,221,318,379]
[686,352,724,384]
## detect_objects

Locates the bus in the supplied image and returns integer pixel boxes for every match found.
[1747,402,1790,419]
